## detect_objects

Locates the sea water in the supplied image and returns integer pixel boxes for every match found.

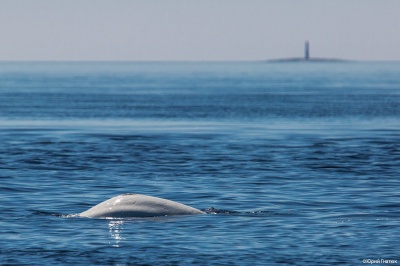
[0,61,399,265]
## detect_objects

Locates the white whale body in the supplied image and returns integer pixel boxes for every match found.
[79,193,205,218]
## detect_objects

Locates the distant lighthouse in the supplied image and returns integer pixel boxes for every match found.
[305,41,310,60]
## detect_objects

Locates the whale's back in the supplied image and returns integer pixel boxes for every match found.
[79,194,205,218]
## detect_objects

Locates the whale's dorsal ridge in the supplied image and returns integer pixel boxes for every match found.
[79,194,205,218]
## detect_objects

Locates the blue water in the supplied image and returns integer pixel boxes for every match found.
[0,61,399,265]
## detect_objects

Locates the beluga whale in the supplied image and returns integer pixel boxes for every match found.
[79,193,205,218]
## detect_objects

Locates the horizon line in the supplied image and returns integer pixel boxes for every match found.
[1,58,400,63]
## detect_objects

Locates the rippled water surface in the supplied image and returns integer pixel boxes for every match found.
[0,62,399,265]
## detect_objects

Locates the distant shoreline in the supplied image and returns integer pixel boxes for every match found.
[265,57,352,63]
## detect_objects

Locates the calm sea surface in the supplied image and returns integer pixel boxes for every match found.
[0,62,399,265]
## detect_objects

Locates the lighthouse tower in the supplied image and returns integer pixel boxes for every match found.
[305,41,310,60]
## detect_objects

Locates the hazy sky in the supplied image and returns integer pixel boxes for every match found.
[1,0,399,61]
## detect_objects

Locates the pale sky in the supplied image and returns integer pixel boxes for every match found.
[1,0,399,61]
